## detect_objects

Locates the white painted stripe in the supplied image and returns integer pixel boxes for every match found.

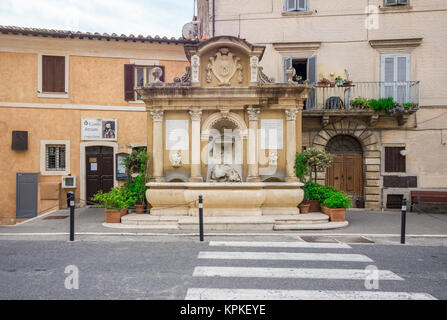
[209,241,352,249]
[193,267,404,280]
[185,288,436,300]
[198,251,372,262]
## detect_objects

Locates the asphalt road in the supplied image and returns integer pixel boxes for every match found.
[1,238,446,300]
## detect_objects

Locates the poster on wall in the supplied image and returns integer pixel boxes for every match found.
[260,119,283,150]
[82,118,117,141]
[166,120,189,150]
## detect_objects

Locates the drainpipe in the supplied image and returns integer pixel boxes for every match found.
[212,0,215,37]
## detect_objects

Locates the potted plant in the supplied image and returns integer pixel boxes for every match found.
[343,79,353,86]
[321,191,351,222]
[299,187,311,214]
[123,148,149,214]
[303,182,322,213]
[350,97,370,110]
[92,188,129,223]
[335,76,344,86]
[318,78,330,87]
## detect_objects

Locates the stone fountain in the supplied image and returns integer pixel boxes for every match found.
[137,36,313,220]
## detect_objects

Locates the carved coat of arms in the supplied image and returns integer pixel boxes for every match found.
[206,48,243,85]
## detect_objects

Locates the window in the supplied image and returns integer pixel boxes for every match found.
[285,0,308,12]
[381,54,410,103]
[40,140,70,175]
[387,194,404,209]
[384,0,410,7]
[46,145,66,171]
[124,64,165,101]
[38,54,69,98]
[385,147,406,173]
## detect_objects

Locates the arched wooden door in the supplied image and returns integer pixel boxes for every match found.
[325,135,363,201]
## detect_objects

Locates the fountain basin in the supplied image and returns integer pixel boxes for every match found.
[146,182,304,216]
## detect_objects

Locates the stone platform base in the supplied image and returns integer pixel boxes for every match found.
[116,213,349,231]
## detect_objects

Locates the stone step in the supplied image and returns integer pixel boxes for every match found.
[178,216,275,231]
[116,213,346,231]
[121,214,178,225]
[274,213,329,225]
[273,221,349,230]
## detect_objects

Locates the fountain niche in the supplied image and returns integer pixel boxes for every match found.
[137,36,312,218]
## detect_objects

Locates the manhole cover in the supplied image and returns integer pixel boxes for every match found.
[43,216,69,220]
[300,236,338,243]
[331,236,374,244]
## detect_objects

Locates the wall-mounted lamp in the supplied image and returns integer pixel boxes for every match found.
[400,149,407,156]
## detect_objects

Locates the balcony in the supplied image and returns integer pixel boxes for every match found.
[304,81,420,126]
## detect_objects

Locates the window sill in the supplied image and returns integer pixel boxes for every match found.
[40,170,69,176]
[38,92,69,99]
[128,100,145,104]
[281,10,314,17]
[379,5,413,13]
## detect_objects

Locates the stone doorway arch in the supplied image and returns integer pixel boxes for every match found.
[311,119,381,210]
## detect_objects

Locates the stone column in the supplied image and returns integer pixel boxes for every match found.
[150,109,164,182]
[189,109,203,182]
[246,107,261,182]
[285,108,299,182]
[296,100,304,153]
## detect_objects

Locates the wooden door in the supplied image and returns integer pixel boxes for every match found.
[326,153,363,200]
[86,146,114,202]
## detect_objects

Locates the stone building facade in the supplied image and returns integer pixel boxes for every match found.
[198,0,447,210]
[0,26,193,225]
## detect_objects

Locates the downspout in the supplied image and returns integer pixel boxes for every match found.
[212,0,215,37]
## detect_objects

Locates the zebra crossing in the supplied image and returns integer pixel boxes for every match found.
[185,240,437,300]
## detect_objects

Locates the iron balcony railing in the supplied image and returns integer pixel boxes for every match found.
[305,81,420,110]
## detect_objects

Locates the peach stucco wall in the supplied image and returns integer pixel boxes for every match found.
[0,34,189,224]
[0,53,189,105]
[0,107,148,225]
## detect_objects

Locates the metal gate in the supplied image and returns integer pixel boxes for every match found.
[16,173,38,219]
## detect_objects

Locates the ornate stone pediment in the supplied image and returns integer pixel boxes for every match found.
[206,48,243,86]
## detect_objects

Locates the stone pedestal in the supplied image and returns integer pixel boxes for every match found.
[285,108,299,182]
[150,109,164,182]
[246,107,260,182]
[189,109,203,182]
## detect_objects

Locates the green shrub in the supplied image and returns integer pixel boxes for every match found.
[368,97,396,112]
[303,183,337,203]
[91,188,128,209]
[350,97,370,109]
[323,191,352,209]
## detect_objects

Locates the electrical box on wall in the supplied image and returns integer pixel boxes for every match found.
[62,176,76,188]
[12,131,28,150]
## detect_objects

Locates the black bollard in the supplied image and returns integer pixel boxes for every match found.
[401,198,407,244]
[68,192,75,242]
[199,195,204,242]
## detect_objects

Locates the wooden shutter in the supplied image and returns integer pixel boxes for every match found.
[283,57,292,82]
[307,55,317,109]
[124,64,135,101]
[42,55,65,93]
[297,0,307,10]
[381,54,409,102]
[385,147,406,172]
[285,0,296,12]
[396,55,410,103]
[160,66,165,82]
[385,0,397,5]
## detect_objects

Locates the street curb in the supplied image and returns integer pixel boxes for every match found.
[1,232,447,238]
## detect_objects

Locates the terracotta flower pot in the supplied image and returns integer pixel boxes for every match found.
[120,207,129,216]
[135,204,145,214]
[299,203,311,214]
[321,206,346,222]
[308,200,321,212]
[105,209,123,223]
